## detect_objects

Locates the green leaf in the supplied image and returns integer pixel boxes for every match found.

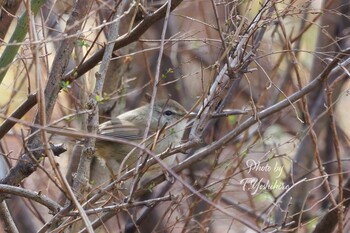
[0,0,46,83]
[95,94,104,103]
[77,39,90,48]
[228,115,236,126]
[161,68,174,79]
[60,80,71,91]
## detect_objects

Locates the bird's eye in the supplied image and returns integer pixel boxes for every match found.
[164,110,173,116]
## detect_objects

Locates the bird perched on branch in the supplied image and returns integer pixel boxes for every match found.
[90,99,189,191]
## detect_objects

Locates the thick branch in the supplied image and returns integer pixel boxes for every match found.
[0,0,184,144]
[0,184,61,213]
[0,143,66,187]
[0,0,93,188]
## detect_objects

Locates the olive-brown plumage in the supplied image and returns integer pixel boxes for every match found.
[91,99,188,187]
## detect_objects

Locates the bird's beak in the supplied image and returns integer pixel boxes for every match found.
[186,112,197,119]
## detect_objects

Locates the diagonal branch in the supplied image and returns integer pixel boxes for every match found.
[0,0,184,143]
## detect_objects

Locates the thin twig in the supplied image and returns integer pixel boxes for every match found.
[127,0,173,202]
[0,201,19,233]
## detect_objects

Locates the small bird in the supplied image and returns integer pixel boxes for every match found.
[90,99,188,189]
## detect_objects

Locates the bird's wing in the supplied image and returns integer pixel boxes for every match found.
[98,118,149,141]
